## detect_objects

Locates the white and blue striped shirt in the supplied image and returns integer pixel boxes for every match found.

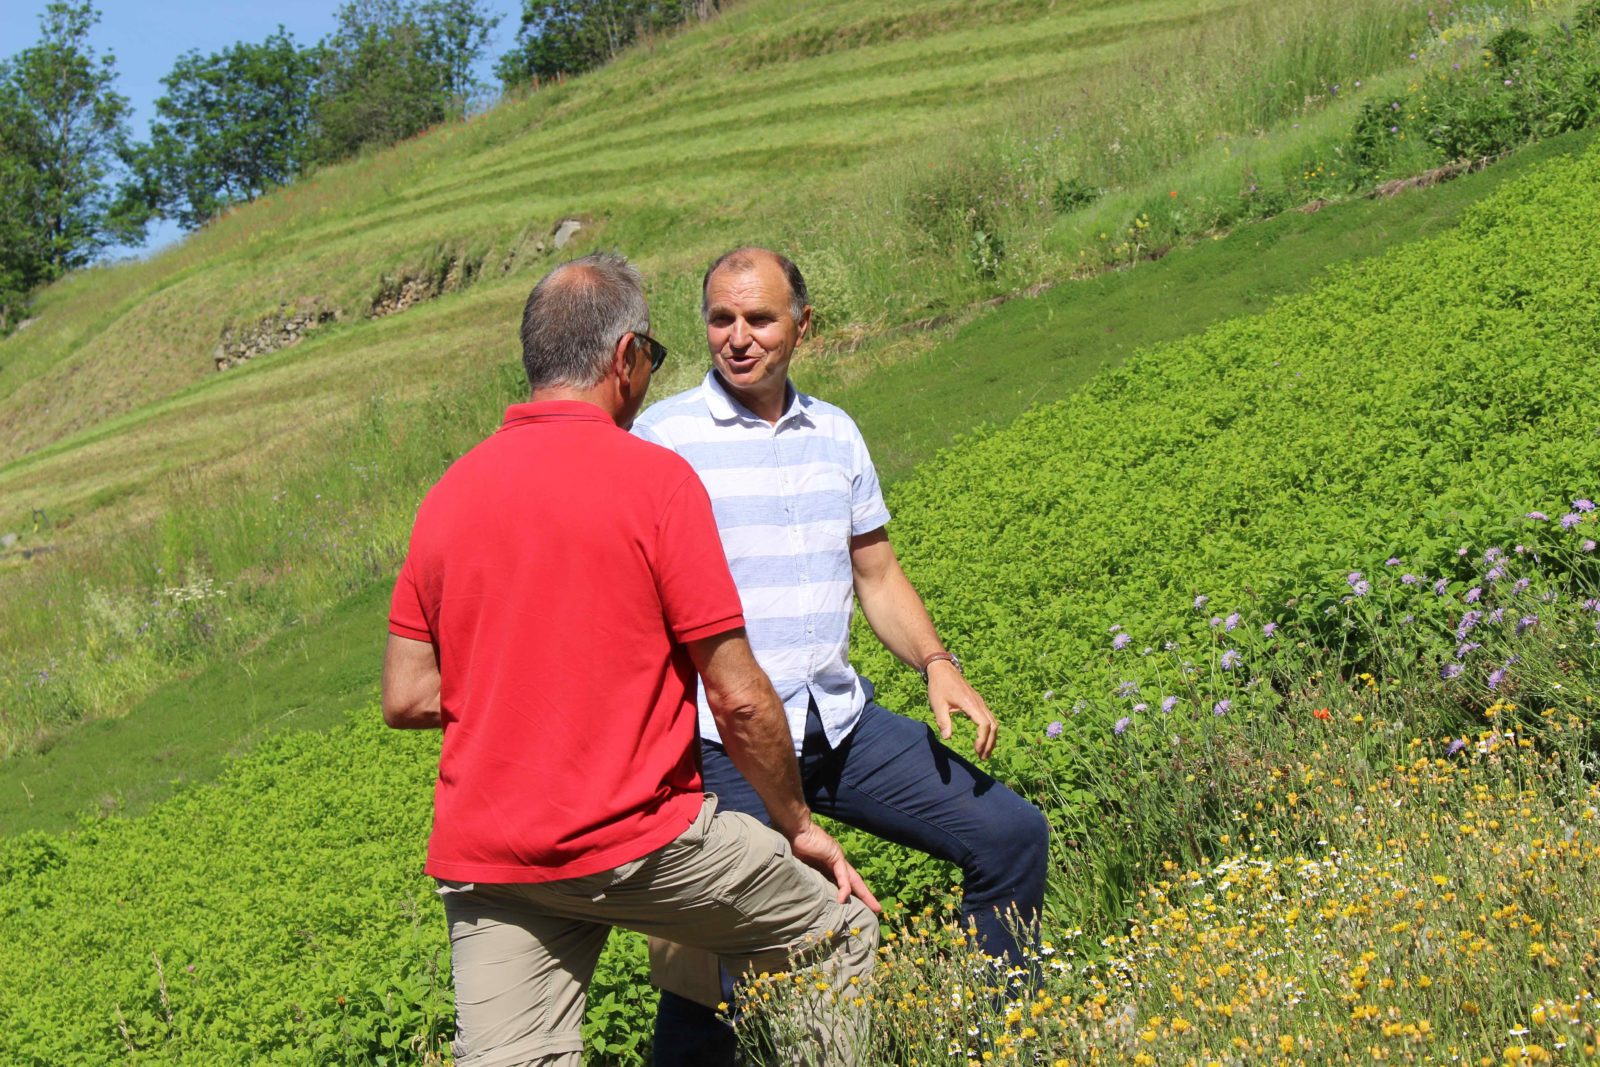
[634,372,892,752]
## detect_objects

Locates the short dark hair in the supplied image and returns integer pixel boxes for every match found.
[700,246,809,323]
[520,252,649,390]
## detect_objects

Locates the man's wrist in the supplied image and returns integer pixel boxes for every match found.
[917,650,962,682]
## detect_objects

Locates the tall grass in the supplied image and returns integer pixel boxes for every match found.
[798,0,1561,329]
[0,366,523,755]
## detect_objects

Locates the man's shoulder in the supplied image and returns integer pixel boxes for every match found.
[634,385,711,439]
[796,392,860,432]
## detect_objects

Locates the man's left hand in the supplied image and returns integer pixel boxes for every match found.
[926,660,996,760]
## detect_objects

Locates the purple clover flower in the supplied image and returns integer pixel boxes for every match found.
[1457,547,1469,557]
[1464,587,1481,603]
[1046,720,1064,739]
[1117,680,1140,697]
[1385,557,1401,566]
[1487,667,1505,691]
[1114,716,1132,735]
[1225,612,1241,632]
[1575,498,1596,512]
[1351,580,1371,597]
[1161,696,1179,713]
[1109,624,1122,633]
[1583,540,1597,553]
[1113,632,1132,651]
[1484,547,1503,563]
[1262,622,1278,637]
[1447,739,1466,756]
[1213,699,1231,716]
[1441,663,1462,680]
[1516,614,1538,636]
[1562,513,1583,530]
[1221,649,1241,670]
[1347,571,1364,586]
[1193,595,1210,611]
[1485,566,1503,583]
[1526,511,1549,521]
[1434,579,1449,596]
[1457,610,1482,637]
[1456,641,1481,659]
[1513,578,1530,594]
[1209,616,1223,629]
[1400,614,1415,625]
[1489,608,1505,624]
[1401,574,1418,585]
[1585,598,1600,613]
[1133,702,1148,713]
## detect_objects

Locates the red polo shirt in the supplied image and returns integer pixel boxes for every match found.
[389,400,745,883]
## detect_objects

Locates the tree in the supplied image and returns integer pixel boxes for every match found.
[311,0,499,163]
[0,1,140,327]
[496,0,720,87]
[417,0,501,110]
[122,30,317,231]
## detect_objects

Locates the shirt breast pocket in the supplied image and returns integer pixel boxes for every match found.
[800,468,853,549]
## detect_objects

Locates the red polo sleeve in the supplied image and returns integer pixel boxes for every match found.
[654,472,745,643]
[388,556,433,642]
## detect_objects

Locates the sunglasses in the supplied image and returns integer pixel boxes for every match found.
[632,331,668,372]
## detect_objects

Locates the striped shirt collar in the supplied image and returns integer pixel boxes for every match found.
[701,370,815,429]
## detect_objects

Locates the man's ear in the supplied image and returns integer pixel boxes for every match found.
[796,305,813,344]
[611,331,637,381]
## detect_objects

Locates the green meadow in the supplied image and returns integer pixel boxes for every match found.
[3,0,1600,1062]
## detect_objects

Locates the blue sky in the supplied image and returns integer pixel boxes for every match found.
[1,0,528,255]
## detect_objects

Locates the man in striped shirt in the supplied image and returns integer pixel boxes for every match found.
[635,247,1048,1065]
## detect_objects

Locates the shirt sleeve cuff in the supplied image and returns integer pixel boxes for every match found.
[852,507,891,536]
[388,620,433,642]
[673,612,745,644]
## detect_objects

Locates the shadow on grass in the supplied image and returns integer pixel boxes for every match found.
[0,582,388,835]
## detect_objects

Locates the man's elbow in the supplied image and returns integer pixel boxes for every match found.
[382,693,439,729]
[704,679,772,733]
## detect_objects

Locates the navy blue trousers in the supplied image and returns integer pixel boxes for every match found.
[652,684,1049,1066]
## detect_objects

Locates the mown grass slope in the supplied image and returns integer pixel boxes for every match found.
[0,0,1446,529]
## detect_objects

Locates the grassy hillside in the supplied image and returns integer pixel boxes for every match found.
[0,0,1475,526]
[3,124,1594,836]
[5,0,1578,764]
[1,129,1595,1067]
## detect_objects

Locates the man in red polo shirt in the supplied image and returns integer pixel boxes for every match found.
[382,252,878,1066]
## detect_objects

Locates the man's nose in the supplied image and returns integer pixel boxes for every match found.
[729,319,750,348]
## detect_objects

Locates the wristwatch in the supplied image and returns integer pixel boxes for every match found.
[918,651,962,682]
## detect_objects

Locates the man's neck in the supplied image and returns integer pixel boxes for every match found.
[715,373,791,425]
[530,385,624,425]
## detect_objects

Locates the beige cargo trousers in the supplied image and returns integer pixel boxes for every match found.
[439,796,879,1066]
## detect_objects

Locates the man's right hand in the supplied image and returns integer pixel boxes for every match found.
[788,819,881,914]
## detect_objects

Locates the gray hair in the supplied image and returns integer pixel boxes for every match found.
[520,252,649,390]
[699,246,809,324]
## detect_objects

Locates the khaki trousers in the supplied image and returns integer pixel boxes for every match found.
[439,796,878,1066]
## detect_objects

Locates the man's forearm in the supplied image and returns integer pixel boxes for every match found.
[689,629,814,839]
[711,686,813,839]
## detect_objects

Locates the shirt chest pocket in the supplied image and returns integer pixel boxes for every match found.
[796,468,852,548]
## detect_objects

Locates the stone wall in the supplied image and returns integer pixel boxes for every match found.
[213,305,340,371]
